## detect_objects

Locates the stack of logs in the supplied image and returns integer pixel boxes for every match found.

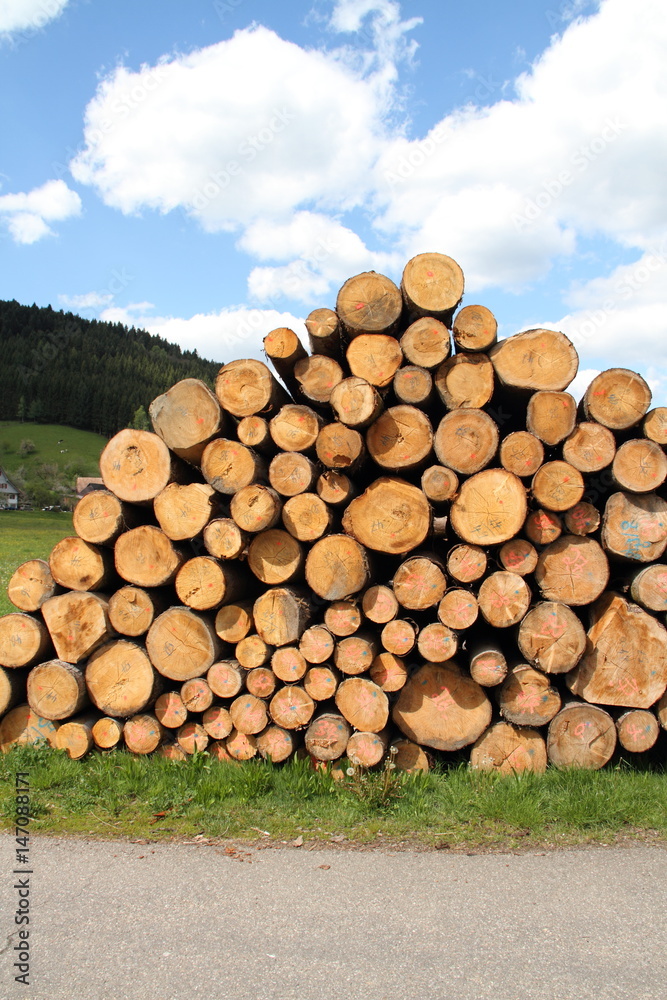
[1,251,667,774]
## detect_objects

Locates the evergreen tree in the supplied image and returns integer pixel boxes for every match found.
[129,405,151,432]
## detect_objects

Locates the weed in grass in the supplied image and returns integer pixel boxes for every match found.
[339,746,404,811]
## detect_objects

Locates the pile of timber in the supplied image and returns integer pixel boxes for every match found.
[1,251,667,774]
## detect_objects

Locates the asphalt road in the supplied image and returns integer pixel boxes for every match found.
[1,836,665,1000]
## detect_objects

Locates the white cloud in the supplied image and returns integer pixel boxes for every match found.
[99,302,306,364]
[0,0,70,36]
[0,179,81,243]
[567,368,601,403]
[59,291,114,311]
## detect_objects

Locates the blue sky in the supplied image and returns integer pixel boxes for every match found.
[1,0,665,403]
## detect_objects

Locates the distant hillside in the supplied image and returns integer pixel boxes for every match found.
[0,299,221,437]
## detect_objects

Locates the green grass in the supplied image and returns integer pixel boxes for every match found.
[0,510,73,615]
[0,421,107,480]
[1,744,665,849]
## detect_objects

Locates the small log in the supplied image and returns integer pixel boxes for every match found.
[489,329,578,391]
[271,647,307,683]
[303,665,340,702]
[452,304,497,353]
[207,659,245,699]
[531,461,585,513]
[281,493,332,543]
[230,693,269,735]
[154,482,219,541]
[330,376,384,429]
[583,368,652,429]
[237,416,274,455]
[201,438,266,496]
[346,334,403,388]
[299,625,335,664]
[334,633,378,676]
[230,484,282,535]
[269,685,315,730]
[342,478,431,555]
[380,619,416,657]
[470,722,547,774]
[417,622,457,662]
[324,601,362,637]
[159,740,188,761]
[434,409,498,476]
[49,536,112,592]
[434,353,495,410]
[245,667,278,699]
[446,544,487,584]
[203,518,248,561]
[346,730,389,768]
[336,271,403,337]
[499,538,538,576]
[392,554,447,610]
[567,592,667,708]
[547,702,616,769]
[469,642,508,687]
[366,654,409,699]
[517,601,586,674]
[612,439,667,493]
[306,534,371,599]
[305,307,342,358]
[202,705,233,741]
[7,559,57,612]
[366,405,434,472]
[629,564,667,611]
[450,469,527,545]
[42,592,111,664]
[256,725,297,762]
[616,709,660,753]
[214,602,254,644]
[499,431,544,479]
[146,607,221,681]
[305,712,351,761]
[601,491,667,562]
[0,704,59,752]
[177,722,209,754]
[114,525,186,588]
[54,713,97,760]
[526,391,577,445]
[175,557,246,612]
[181,676,214,713]
[0,613,50,668]
[207,740,236,762]
[562,421,616,473]
[478,572,531,628]
[154,691,188,729]
[535,535,609,605]
[0,666,27,716]
[643,407,667,445]
[149,378,224,465]
[224,730,258,760]
[421,465,459,504]
[108,586,164,638]
[393,366,434,408]
[91,717,124,750]
[86,640,162,717]
[335,677,389,733]
[27,659,88,720]
[123,713,165,755]
[73,491,142,546]
[247,529,304,585]
[316,423,365,472]
[268,452,318,497]
[437,589,479,630]
[215,358,289,417]
[252,586,312,647]
[498,664,561,727]
[316,471,355,507]
[293,355,344,406]
[563,502,601,537]
[362,585,399,625]
[392,738,429,773]
[270,404,322,453]
[100,428,186,504]
[400,317,451,369]
[525,508,563,547]
[263,327,308,385]
[235,635,272,670]
[392,661,492,751]
[401,252,464,323]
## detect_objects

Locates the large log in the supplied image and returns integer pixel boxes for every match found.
[478,571,531,628]
[49,536,113,592]
[335,677,389,733]
[498,664,561,727]
[434,409,498,476]
[517,601,586,674]
[293,355,344,406]
[214,602,254,644]
[601,492,667,562]
[281,493,332,542]
[629,564,667,612]
[342,478,431,555]
[154,482,220,540]
[499,431,544,479]
[400,317,451,369]
[215,359,289,417]
[73,491,144,546]
[392,662,492,751]
[53,713,97,759]
[268,452,318,497]
[450,469,527,545]
[547,702,616,769]
[253,587,312,647]
[305,712,351,761]
[366,406,433,472]
[562,421,616,473]
[85,640,162,717]
[333,633,378,676]
[452,304,497,353]
[531,461,585,513]
[470,722,547,774]
[526,391,577,446]
[401,252,464,323]
[336,271,403,337]
[316,423,365,472]
[27,659,88,720]
[616,709,660,753]
[7,559,57,612]
[0,704,59,752]
[247,529,304,585]
[392,554,447,610]
[489,329,578,391]
[146,607,221,681]
[108,586,164,638]
[583,368,652,430]
[434,353,495,410]
[175,557,247,611]
[0,613,51,668]
[270,404,322,453]
[203,518,248,561]
[201,438,266,495]
[346,334,403,388]
[0,666,27,716]
[207,659,245,699]
[114,525,186,588]
[41,592,111,664]
[612,439,667,494]
[330,376,383,429]
[305,534,370,599]
[149,378,224,465]
[100,428,185,503]
[534,536,609,605]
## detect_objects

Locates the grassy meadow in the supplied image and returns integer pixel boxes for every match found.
[0,421,107,481]
[0,510,73,615]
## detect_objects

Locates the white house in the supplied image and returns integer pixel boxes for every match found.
[0,468,19,509]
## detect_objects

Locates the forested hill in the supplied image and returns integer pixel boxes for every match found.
[0,299,221,437]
